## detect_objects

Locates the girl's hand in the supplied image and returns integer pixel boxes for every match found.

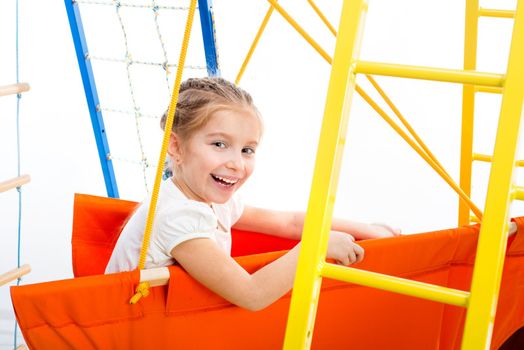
[327,231,364,266]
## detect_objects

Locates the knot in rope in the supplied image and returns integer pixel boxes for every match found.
[162,61,170,74]
[129,281,150,304]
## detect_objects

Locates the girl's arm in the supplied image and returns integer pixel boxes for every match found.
[234,206,400,241]
[171,231,363,311]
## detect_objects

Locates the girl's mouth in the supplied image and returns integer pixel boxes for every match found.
[211,174,239,187]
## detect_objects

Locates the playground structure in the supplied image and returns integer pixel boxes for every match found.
[1,81,31,350]
[7,0,524,349]
[0,153,31,288]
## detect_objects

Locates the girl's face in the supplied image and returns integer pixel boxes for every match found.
[170,108,261,204]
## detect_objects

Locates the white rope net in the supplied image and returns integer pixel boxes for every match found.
[76,0,210,200]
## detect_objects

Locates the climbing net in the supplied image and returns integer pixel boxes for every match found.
[73,0,209,200]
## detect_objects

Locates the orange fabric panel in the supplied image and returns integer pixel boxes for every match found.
[11,194,524,349]
[72,194,139,277]
[71,194,299,276]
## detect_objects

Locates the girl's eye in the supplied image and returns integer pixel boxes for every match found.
[213,141,226,148]
[242,147,255,155]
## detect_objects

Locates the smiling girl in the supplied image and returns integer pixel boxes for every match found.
[105,77,398,311]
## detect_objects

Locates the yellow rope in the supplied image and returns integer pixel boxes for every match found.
[130,0,197,305]
[129,281,150,304]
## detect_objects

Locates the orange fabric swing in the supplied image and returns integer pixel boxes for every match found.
[11,193,524,349]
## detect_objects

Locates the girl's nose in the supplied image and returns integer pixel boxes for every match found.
[226,152,244,170]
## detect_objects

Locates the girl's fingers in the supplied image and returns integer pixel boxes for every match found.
[355,245,365,263]
[348,250,357,264]
[337,256,350,266]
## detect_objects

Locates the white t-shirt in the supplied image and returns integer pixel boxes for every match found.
[105,179,244,273]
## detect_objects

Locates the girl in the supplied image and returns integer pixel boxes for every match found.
[106,77,399,311]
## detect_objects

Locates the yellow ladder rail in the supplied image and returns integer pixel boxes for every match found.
[459,1,516,226]
[282,0,368,347]
[459,0,480,226]
[462,1,524,346]
[284,0,524,348]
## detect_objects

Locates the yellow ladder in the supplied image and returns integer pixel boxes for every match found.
[283,0,524,349]
[459,0,519,226]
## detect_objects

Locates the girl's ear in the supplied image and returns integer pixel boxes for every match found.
[168,133,183,164]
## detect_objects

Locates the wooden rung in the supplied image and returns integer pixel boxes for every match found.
[139,266,170,287]
[0,174,31,193]
[0,264,31,287]
[0,83,30,97]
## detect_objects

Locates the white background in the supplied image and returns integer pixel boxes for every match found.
[0,0,520,347]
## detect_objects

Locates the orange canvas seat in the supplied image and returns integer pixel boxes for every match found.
[11,194,524,349]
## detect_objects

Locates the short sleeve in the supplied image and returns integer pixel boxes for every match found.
[229,193,244,225]
[154,202,217,256]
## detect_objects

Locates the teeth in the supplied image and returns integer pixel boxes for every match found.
[214,175,238,184]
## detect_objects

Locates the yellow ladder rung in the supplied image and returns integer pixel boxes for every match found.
[478,8,516,19]
[512,186,524,200]
[475,86,503,94]
[354,61,505,87]
[321,263,470,307]
[470,215,481,223]
[473,153,524,167]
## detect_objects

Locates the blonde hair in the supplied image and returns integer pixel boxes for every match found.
[160,77,262,140]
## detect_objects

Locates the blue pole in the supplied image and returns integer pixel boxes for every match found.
[198,0,220,76]
[64,0,119,198]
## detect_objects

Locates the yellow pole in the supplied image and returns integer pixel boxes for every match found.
[283,0,368,348]
[266,0,332,64]
[356,85,483,220]
[461,1,524,347]
[307,0,337,36]
[235,4,275,84]
[459,0,479,227]
[365,75,457,184]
